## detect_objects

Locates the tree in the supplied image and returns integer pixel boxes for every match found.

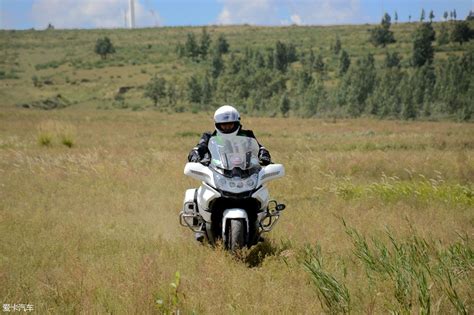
[210,49,224,78]
[337,53,376,116]
[187,75,202,103]
[429,10,435,22]
[332,36,341,54]
[367,67,404,117]
[296,68,313,94]
[94,37,115,60]
[443,11,448,21]
[453,9,457,20]
[166,83,178,106]
[338,49,351,76]
[384,51,401,68]
[394,11,398,24]
[199,28,212,59]
[402,94,417,119]
[420,8,426,22]
[266,48,274,69]
[280,93,290,117]
[184,33,200,60]
[434,52,473,119]
[369,13,395,47]
[287,43,298,63]
[216,34,230,54]
[302,79,326,117]
[411,64,436,111]
[381,12,391,28]
[412,23,435,67]
[144,75,167,107]
[437,23,450,45]
[274,41,288,72]
[467,11,474,21]
[306,49,316,70]
[450,21,473,45]
[313,53,325,74]
[254,51,266,68]
[201,75,213,105]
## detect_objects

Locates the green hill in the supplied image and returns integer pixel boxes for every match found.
[0,22,472,119]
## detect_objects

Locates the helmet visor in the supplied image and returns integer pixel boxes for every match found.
[214,110,240,124]
[215,122,240,134]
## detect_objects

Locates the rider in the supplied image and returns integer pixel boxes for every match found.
[187,105,271,166]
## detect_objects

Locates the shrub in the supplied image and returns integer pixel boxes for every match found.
[450,21,473,45]
[144,75,167,107]
[369,13,396,47]
[95,37,116,60]
[38,133,52,146]
[37,120,76,148]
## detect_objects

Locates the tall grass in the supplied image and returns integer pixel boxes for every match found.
[341,219,472,314]
[36,120,76,148]
[303,244,351,314]
[0,110,472,313]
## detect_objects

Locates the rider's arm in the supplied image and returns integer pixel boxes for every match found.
[258,146,271,165]
[187,132,212,162]
[242,129,272,165]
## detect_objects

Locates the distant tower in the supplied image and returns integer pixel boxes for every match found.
[129,0,135,29]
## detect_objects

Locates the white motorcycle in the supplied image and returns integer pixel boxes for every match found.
[179,134,286,251]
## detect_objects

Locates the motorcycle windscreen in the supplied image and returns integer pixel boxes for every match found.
[208,135,260,171]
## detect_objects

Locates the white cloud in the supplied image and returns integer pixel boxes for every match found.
[31,0,161,29]
[290,0,362,25]
[290,14,302,25]
[217,0,279,25]
[216,0,362,26]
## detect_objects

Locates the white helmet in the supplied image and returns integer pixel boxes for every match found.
[214,105,241,135]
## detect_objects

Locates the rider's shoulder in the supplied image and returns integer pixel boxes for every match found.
[198,131,214,145]
[201,131,214,139]
[237,129,256,138]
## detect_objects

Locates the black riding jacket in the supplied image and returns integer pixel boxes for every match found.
[187,128,271,164]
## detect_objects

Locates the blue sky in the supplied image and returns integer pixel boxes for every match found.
[0,0,472,30]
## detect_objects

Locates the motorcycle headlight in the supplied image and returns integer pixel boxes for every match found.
[213,173,227,188]
[213,172,258,192]
[246,174,258,188]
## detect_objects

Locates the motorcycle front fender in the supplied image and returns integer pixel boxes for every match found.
[222,208,249,244]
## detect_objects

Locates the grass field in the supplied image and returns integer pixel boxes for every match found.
[0,108,472,313]
[0,23,473,314]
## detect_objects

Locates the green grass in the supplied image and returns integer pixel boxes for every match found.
[329,173,473,207]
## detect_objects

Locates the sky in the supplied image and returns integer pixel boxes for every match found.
[0,0,472,30]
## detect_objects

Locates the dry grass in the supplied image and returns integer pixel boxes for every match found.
[0,109,473,313]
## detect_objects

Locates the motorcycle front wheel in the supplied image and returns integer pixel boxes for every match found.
[227,219,245,252]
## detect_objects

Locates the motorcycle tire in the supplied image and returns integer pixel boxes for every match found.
[228,219,245,252]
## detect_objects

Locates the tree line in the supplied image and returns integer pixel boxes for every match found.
[92,14,473,121]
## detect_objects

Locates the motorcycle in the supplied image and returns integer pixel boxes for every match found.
[179,134,286,251]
